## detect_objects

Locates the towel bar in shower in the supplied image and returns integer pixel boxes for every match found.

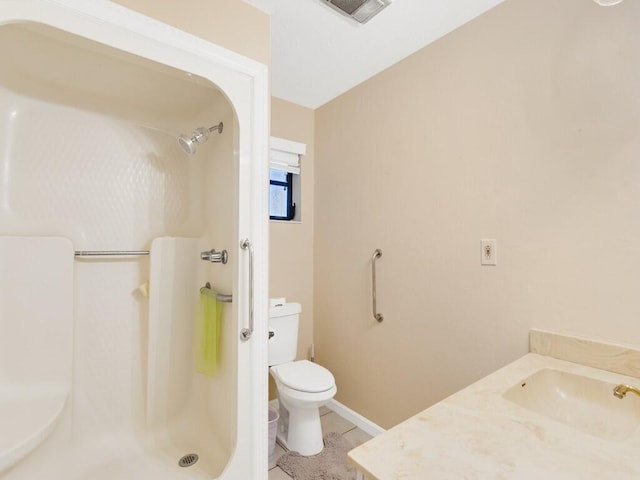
[372,249,383,323]
[74,250,150,257]
[200,282,232,303]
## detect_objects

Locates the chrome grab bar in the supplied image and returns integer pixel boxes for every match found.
[372,249,383,323]
[240,239,253,341]
[200,249,228,264]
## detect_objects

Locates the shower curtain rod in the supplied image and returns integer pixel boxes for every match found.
[74,250,150,257]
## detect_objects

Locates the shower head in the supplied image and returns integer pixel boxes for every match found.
[178,122,224,155]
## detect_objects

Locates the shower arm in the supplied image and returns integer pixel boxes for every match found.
[192,122,223,142]
[208,122,223,134]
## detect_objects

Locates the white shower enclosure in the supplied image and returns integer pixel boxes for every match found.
[0,1,269,479]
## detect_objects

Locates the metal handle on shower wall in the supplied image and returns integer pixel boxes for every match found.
[240,239,254,341]
[200,249,228,264]
[372,249,383,323]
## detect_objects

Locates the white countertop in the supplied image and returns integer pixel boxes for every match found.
[348,352,640,479]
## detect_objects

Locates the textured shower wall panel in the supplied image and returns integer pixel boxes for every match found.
[0,87,205,245]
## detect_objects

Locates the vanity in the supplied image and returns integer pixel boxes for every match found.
[348,330,640,479]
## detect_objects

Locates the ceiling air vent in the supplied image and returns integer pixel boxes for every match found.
[322,0,391,24]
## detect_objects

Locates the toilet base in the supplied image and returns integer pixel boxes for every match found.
[276,401,324,456]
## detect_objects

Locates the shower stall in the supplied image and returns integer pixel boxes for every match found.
[0,1,268,479]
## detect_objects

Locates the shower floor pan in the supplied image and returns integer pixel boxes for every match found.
[48,440,213,480]
[7,434,217,480]
[2,406,224,480]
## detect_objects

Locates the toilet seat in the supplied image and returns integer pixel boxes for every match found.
[270,360,335,393]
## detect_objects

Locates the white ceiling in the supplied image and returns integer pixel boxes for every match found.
[243,0,506,109]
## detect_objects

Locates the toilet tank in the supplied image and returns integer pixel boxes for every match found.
[268,300,301,366]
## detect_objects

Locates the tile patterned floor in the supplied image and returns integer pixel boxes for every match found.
[268,405,374,479]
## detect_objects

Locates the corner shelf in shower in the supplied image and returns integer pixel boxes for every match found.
[0,384,68,474]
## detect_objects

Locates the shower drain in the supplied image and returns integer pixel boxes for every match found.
[178,453,199,468]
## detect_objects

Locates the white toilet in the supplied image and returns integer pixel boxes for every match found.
[268,299,337,456]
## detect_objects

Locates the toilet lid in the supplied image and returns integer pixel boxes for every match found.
[272,360,335,393]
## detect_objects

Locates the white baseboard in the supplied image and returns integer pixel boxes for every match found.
[269,398,386,437]
[326,399,385,437]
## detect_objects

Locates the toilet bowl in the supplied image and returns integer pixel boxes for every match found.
[269,301,337,456]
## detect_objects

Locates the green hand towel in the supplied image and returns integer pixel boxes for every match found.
[196,290,222,377]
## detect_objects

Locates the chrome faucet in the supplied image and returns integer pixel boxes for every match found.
[613,384,640,399]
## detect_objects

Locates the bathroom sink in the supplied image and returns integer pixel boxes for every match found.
[503,369,640,440]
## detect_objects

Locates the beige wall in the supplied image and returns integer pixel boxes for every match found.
[270,97,316,361]
[112,0,270,65]
[314,0,640,429]
[268,98,315,398]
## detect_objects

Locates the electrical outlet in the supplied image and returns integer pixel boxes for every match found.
[481,239,497,266]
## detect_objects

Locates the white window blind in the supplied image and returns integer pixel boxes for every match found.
[270,136,306,174]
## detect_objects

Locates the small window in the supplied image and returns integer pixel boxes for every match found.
[269,136,305,222]
[269,169,296,220]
